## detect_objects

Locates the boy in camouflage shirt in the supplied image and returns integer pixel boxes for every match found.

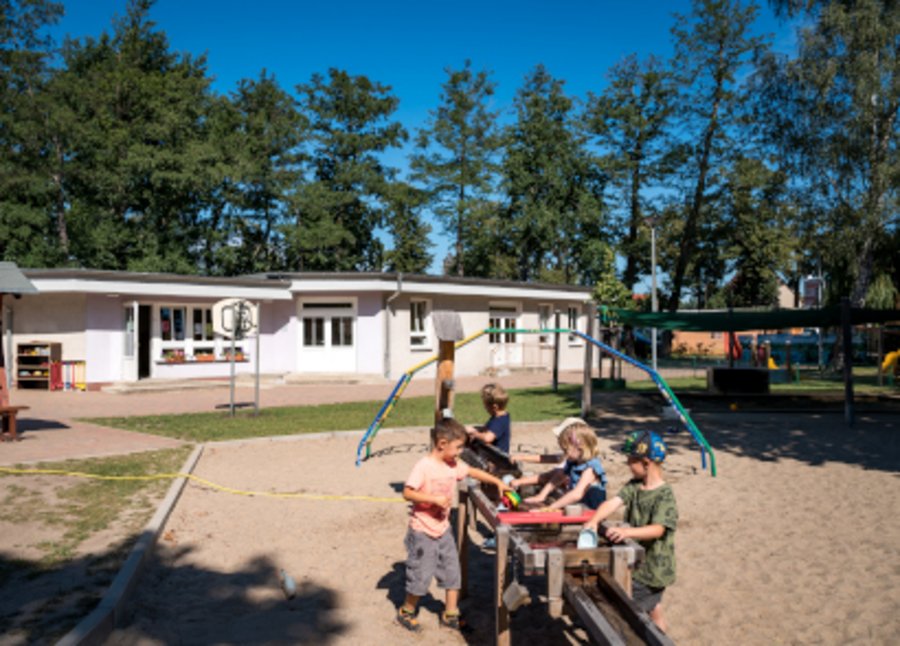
[584,430,678,633]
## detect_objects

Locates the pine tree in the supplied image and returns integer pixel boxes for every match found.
[410,60,501,276]
[0,0,66,265]
[587,55,677,290]
[383,182,433,274]
[291,69,407,271]
[503,65,606,284]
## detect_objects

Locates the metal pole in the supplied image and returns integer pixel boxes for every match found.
[651,223,658,371]
[254,302,260,416]
[552,310,560,392]
[229,316,236,417]
[841,297,854,427]
[582,305,594,417]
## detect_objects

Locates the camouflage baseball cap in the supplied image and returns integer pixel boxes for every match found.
[621,430,667,463]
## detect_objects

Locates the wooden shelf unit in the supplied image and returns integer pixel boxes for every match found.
[17,342,62,390]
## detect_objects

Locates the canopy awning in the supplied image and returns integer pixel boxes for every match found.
[610,306,900,332]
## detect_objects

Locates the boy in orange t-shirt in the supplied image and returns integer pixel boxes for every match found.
[397,418,510,634]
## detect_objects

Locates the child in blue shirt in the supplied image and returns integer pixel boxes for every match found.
[465,383,511,454]
[523,421,607,510]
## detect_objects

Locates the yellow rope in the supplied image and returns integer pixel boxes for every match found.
[0,466,405,503]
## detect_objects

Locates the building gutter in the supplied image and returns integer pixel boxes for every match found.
[384,273,403,379]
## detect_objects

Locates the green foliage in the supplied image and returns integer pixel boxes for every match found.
[502,65,607,285]
[753,0,900,307]
[291,69,407,271]
[665,0,766,310]
[588,55,677,289]
[411,60,501,276]
[383,182,433,273]
[593,246,633,309]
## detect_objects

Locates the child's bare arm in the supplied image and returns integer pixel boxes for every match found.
[606,523,665,544]
[583,496,624,531]
[403,485,450,509]
[510,473,539,488]
[467,467,509,492]
[546,469,596,510]
[511,453,564,464]
[467,428,497,444]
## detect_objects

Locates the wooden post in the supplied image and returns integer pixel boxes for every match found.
[611,547,633,597]
[432,311,464,425]
[436,340,455,426]
[552,310,560,392]
[582,304,594,417]
[495,524,511,646]
[841,298,854,427]
[457,480,469,601]
[547,548,564,618]
[877,325,884,387]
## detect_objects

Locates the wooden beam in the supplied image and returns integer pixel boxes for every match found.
[563,576,627,646]
[457,480,470,601]
[495,524,511,646]
[435,339,455,426]
[547,548,564,618]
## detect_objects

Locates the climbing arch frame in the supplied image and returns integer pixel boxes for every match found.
[355,327,717,477]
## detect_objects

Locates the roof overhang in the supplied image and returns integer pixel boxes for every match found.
[275,273,594,302]
[0,262,38,294]
[23,269,292,301]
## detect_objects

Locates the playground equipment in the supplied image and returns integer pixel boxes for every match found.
[882,350,900,374]
[355,325,717,477]
[459,481,673,646]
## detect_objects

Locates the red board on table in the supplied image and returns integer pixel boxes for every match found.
[497,510,594,525]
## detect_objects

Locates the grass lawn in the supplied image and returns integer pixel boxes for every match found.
[87,385,585,443]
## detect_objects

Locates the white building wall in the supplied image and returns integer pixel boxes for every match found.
[385,293,591,379]
[9,292,87,363]
[85,294,124,383]
[357,292,385,375]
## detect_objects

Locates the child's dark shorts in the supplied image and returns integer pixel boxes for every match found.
[631,580,665,613]
[404,527,461,596]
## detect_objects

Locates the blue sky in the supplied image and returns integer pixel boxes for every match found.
[49,0,797,279]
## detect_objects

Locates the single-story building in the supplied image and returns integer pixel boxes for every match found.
[2,269,595,389]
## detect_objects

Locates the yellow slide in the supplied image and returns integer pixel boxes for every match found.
[767,356,779,370]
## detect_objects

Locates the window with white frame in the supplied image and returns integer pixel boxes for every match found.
[489,306,517,344]
[539,304,552,344]
[300,301,354,349]
[159,305,219,361]
[410,300,430,348]
[567,306,581,344]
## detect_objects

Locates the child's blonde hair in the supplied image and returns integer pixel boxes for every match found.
[481,383,509,411]
[557,422,599,461]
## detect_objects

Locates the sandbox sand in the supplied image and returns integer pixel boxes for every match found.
[108,406,900,645]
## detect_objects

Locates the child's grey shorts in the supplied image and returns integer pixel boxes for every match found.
[631,580,665,613]
[404,527,461,596]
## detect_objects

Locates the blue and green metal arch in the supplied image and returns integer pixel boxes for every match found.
[355,327,717,477]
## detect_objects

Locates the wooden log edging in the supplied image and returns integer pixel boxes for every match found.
[55,443,205,646]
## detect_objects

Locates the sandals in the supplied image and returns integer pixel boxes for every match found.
[396,606,422,633]
[440,610,471,633]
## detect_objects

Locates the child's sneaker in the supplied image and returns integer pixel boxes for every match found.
[396,606,423,633]
[440,610,472,634]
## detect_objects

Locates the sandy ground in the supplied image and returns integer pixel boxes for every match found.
[104,402,900,645]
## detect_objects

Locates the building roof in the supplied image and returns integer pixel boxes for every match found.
[18,268,594,302]
[0,262,38,294]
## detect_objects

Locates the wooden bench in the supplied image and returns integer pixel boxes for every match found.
[0,405,30,442]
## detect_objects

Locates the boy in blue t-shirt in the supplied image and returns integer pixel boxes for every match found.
[465,383,511,453]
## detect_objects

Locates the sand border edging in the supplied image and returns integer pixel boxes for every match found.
[55,444,205,646]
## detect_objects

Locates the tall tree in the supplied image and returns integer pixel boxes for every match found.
[718,156,792,306]
[410,60,501,276]
[0,0,66,265]
[502,65,606,284]
[291,69,406,271]
[755,0,900,306]
[59,0,216,272]
[383,182,433,273]
[666,0,765,310]
[225,70,305,274]
[587,55,677,290]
